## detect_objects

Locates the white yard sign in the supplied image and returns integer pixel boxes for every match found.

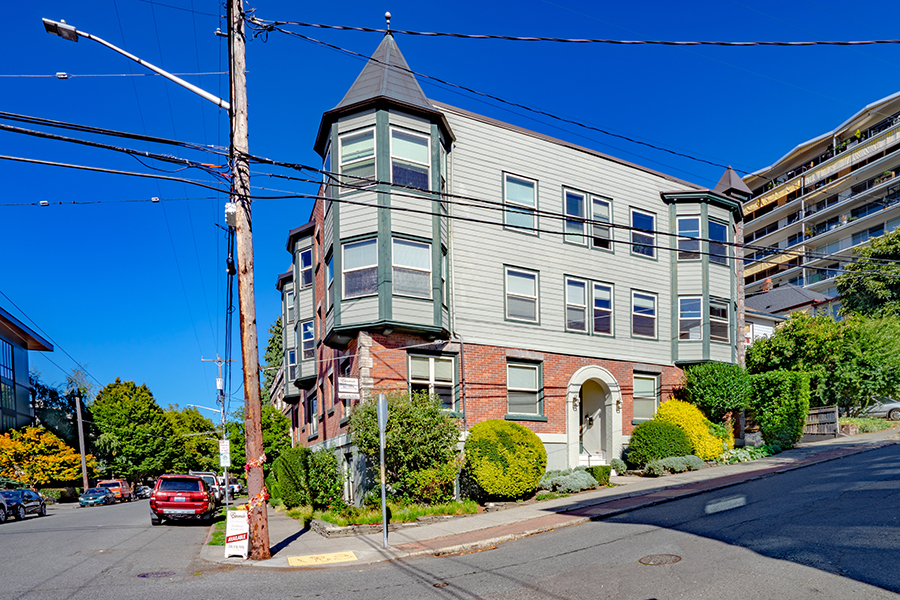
[338,377,360,400]
[225,510,249,559]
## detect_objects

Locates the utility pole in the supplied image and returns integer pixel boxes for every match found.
[74,393,89,491]
[228,0,269,559]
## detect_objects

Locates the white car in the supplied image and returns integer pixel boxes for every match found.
[862,398,900,421]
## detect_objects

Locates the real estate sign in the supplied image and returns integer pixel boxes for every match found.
[225,510,249,559]
[338,377,360,400]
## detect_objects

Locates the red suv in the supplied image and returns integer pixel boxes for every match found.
[149,474,215,526]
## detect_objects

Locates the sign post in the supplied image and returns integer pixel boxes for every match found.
[376,393,388,549]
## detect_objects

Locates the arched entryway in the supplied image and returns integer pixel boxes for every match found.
[566,366,623,469]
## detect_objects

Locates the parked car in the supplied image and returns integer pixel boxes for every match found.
[189,471,223,504]
[149,475,215,526]
[97,479,133,502]
[0,494,7,524]
[135,485,152,499]
[862,398,900,421]
[79,487,115,507]
[1,489,46,520]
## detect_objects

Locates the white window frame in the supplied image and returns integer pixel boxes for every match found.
[505,267,539,323]
[565,277,588,333]
[591,196,612,250]
[677,216,701,260]
[301,320,315,360]
[631,208,656,258]
[631,291,657,339]
[632,374,659,423]
[306,391,318,435]
[285,287,295,323]
[392,238,432,299]
[338,127,375,188]
[506,362,542,416]
[503,173,538,234]
[326,254,334,310]
[678,297,702,341]
[299,248,313,289]
[710,299,730,343]
[592,283,614,336]
[342,239,378,299]
[287,349,296,381]
[408,354,456,411]
[564,189,586,245]
[390,127,431,191]
[709,220,729,266]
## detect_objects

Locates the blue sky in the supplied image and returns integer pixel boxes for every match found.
[3,0,900,413]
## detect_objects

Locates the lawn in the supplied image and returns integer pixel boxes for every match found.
[285,500,479,527]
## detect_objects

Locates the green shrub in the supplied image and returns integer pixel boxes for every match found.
[684,455,705,471]
[748,371,811,448]
[645,455,704,476]
[610,458,627,475]
[656,399,732,460]
[273,447,312,509]
[585,465,611,486]
[409,460,459,505]
[264,473,280,501]
[549,470,597,493]
[307,448,343,509]
[537,469,567,491]
[718,445,775,464]
[626,420,692,467]
[349,391,460,502]
[679,362,749,422]
[464,420,547,500]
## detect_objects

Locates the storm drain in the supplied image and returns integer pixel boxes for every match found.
[137,572,176,578]
[639,554,681,566]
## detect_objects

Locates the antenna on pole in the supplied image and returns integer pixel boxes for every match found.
[385,12,391,31]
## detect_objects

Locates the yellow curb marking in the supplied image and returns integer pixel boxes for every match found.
[287,551,358,566]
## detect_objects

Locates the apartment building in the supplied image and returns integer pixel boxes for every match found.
[0,306,53,434]
[742,92,900,299]
[274,32,746,499]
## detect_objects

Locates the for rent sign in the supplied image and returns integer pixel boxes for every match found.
[225,510,249,559]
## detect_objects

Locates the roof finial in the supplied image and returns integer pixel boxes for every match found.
[385,12,392,33]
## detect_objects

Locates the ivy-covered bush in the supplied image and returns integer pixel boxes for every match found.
[656,399,733,461]
[584,465,611,486]
[349,391,460,503]
[626,420,692,467]
[273,446,311,509]
[610,458,627,475]
[679,362,749,422]
[464,420,546,500]
[718,445,777,464]
[307,448,343,509]
[748,371,811,448]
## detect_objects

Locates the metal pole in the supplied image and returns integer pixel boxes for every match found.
[74,394,88,491]
[380,433,388,549]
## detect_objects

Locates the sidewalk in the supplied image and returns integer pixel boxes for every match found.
[199,428,900,569]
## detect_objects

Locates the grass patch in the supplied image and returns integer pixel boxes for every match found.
[535,491,570,501]
[208,520,226,545]
[839,417,897,433]
[285,500,478,527]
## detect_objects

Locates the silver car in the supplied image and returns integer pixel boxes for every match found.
[863,398,900,420]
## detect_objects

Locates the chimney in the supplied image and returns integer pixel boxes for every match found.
[762,278,773,292]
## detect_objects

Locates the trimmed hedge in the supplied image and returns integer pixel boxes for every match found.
[273,446,311,509]
[626,420,692,467]
[656,399,733,461]
[680,362,749,422]
[584,465,612,486]
[464,420,546,500]
[748,371,810,448]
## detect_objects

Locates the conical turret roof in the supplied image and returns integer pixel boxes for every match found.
[714,166,752,202]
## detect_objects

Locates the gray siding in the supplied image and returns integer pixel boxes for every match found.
[340,193,379,240]
[390,193,434,238]
[324,206,334,254]
[708,266,732,299]
[341,297,380,325]
[393,297,434,325]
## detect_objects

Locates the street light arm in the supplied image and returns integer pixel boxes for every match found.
[42,18,230,112]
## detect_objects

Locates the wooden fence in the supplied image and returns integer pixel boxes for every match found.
[802,405,839,441]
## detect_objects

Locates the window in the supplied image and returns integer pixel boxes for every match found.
[301,320,315,360]
[286,289,295,323]
[677,217,700,260]
[565,278,587,332]
[409,355,455,410]
[679,297,702,340]
[633,374,659,422]
[631,209,656,257]
[564,190,586,244]
[0,382,13,411]
[326,255,334,309]
[343,239,377,298]
[339,129,375,186]
[287,349,296,380]
[593,283,613,335]
[299,249,313,288]
[632,292,657,338]
[392,239,431,298]
[505,268,538,322]
[786,231,804,247]
[441,249,448,304]
[592,196,612,250]
[307,391,318,435]
[391,128,430,190]
[710,299,730,343]
[0,339,12,380]
[504,174,537,232]
[507,362,541,416]
[327,372,335,410]
[709,221,728,265]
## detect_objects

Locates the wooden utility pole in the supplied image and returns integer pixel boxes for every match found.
[74,394,89,491]
[228,0,270,559]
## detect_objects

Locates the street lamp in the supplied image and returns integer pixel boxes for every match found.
[41,18,230,110]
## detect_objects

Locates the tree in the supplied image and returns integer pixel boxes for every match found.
[30,369,97,452]
[679,362,749,422]
[226,403,290,477]
[165,406,218,473]
[91,379,178,481]
[261,317,283,405]
[0,426,96,486]
[836,228,900,317]
[746,313,900,414]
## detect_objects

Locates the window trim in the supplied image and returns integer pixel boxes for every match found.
[564,276,589,334]
[342,238,378,300]
[287,349,296,381]
[591,195,613,252]
[285,287,295,324]
[678,296,703,341]
[391,237,432,300]
[408,354,457,412]
[306,390,319,436]
[300,319,315,361]
[338,127,376,190]
[326,253,334,311]
[630,208,657,259]
[563,189,587,246]
[299,248,313,289]
[502,173,539,235]
[592,282,615,337]
[505,361,545,419]
[710,298,730,343]
[631,290,658,340]
[709,219,730,266]
[632,373,660,424]
[504,266,540,324]
[677,216,701,261]
[389,126,431,191]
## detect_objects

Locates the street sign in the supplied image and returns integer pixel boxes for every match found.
[219,439,231,468]
[376,393,388,434]
[225,510,249,559]
[338,377,360,400]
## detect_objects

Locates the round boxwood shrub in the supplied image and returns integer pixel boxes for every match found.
[464,420,546,500]
[626,420,692,467]
[656,399,733,461]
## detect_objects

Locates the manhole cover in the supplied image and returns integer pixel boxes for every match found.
[639,554,681,566]
[137,572,176,578]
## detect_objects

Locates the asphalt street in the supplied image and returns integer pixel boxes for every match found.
[3,444,899,599]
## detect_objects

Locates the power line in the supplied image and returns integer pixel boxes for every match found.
[249,18,900,47]
[0,71,227,78]
[0,195,220,207]
[136,0,221,17]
